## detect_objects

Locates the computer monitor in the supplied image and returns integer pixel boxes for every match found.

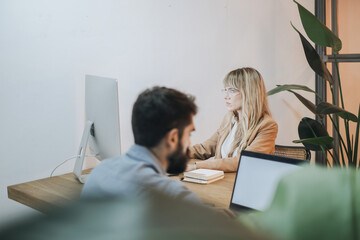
[73,75,121,183]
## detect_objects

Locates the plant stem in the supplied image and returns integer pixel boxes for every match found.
[334,53,352,166]
[325,146,338,167]
[339,137,345,167]
[334,53,345,109]
[329,84,341,160]
[326,158,331,167]
[329,116,347,165]
[333,144,341,166]
[328,115,347,164]
[353,105,360,168]
[318,144,330,164]
[351,135,355,167]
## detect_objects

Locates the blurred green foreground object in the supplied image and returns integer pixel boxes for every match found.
[239,166,360,240]
[0,190,264,240]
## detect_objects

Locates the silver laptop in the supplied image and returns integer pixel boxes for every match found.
[229,150,307,214]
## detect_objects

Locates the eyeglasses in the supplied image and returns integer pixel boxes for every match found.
[221,88,240,97]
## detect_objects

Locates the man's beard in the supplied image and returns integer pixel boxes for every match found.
[166,142,190,174]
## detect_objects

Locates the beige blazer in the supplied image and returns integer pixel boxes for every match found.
[189,112,278,172]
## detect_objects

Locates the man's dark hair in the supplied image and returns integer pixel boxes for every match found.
[132,86,197,148]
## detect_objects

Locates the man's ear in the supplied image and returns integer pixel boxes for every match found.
[166,128,179,150]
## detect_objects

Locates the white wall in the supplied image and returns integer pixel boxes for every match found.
[0,0,314,226]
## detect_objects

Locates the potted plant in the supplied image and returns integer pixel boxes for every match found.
[268,0,360,167]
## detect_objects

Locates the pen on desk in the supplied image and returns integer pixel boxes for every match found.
[179,173,184,181]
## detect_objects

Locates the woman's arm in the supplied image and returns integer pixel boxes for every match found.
[189,114,231,160]
[194,118,278,172]
[195,156,239,172]
[188,131,219,160]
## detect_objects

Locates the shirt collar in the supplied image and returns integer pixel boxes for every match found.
[126,144,167,175]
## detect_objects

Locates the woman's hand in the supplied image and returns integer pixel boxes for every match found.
[185,163,196,172]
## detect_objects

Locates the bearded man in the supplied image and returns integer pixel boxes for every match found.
[81,86,200,203]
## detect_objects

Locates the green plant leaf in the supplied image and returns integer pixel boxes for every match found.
[267,84,320,99]
[293,136,334,147]
[316,102,359,122]
[291,23,334,85]
[288,90,317,115]
[298,117,333,150]
[294,0,342,51]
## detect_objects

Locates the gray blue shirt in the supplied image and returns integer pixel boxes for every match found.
[81,144,201,203]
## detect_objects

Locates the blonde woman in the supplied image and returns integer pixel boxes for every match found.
[188,67,278,172]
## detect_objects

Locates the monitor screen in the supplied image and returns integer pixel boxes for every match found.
[231,152,301,211]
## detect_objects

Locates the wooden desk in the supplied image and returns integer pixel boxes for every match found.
[181,173,235,207]
[8,170,235,213]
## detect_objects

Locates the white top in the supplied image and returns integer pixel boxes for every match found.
[221,119,240,158]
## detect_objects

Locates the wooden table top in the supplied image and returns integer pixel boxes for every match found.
[180,173,236,207]
[8,169,236,213]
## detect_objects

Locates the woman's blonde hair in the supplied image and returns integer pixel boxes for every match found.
[222,67,271,156]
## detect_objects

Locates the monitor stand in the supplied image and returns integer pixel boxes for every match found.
[73,120,94,183]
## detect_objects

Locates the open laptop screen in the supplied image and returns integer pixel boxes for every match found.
[230,150,305,212]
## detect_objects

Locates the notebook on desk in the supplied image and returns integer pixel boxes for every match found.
[183,169,224,184]
[229,150,307,214]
